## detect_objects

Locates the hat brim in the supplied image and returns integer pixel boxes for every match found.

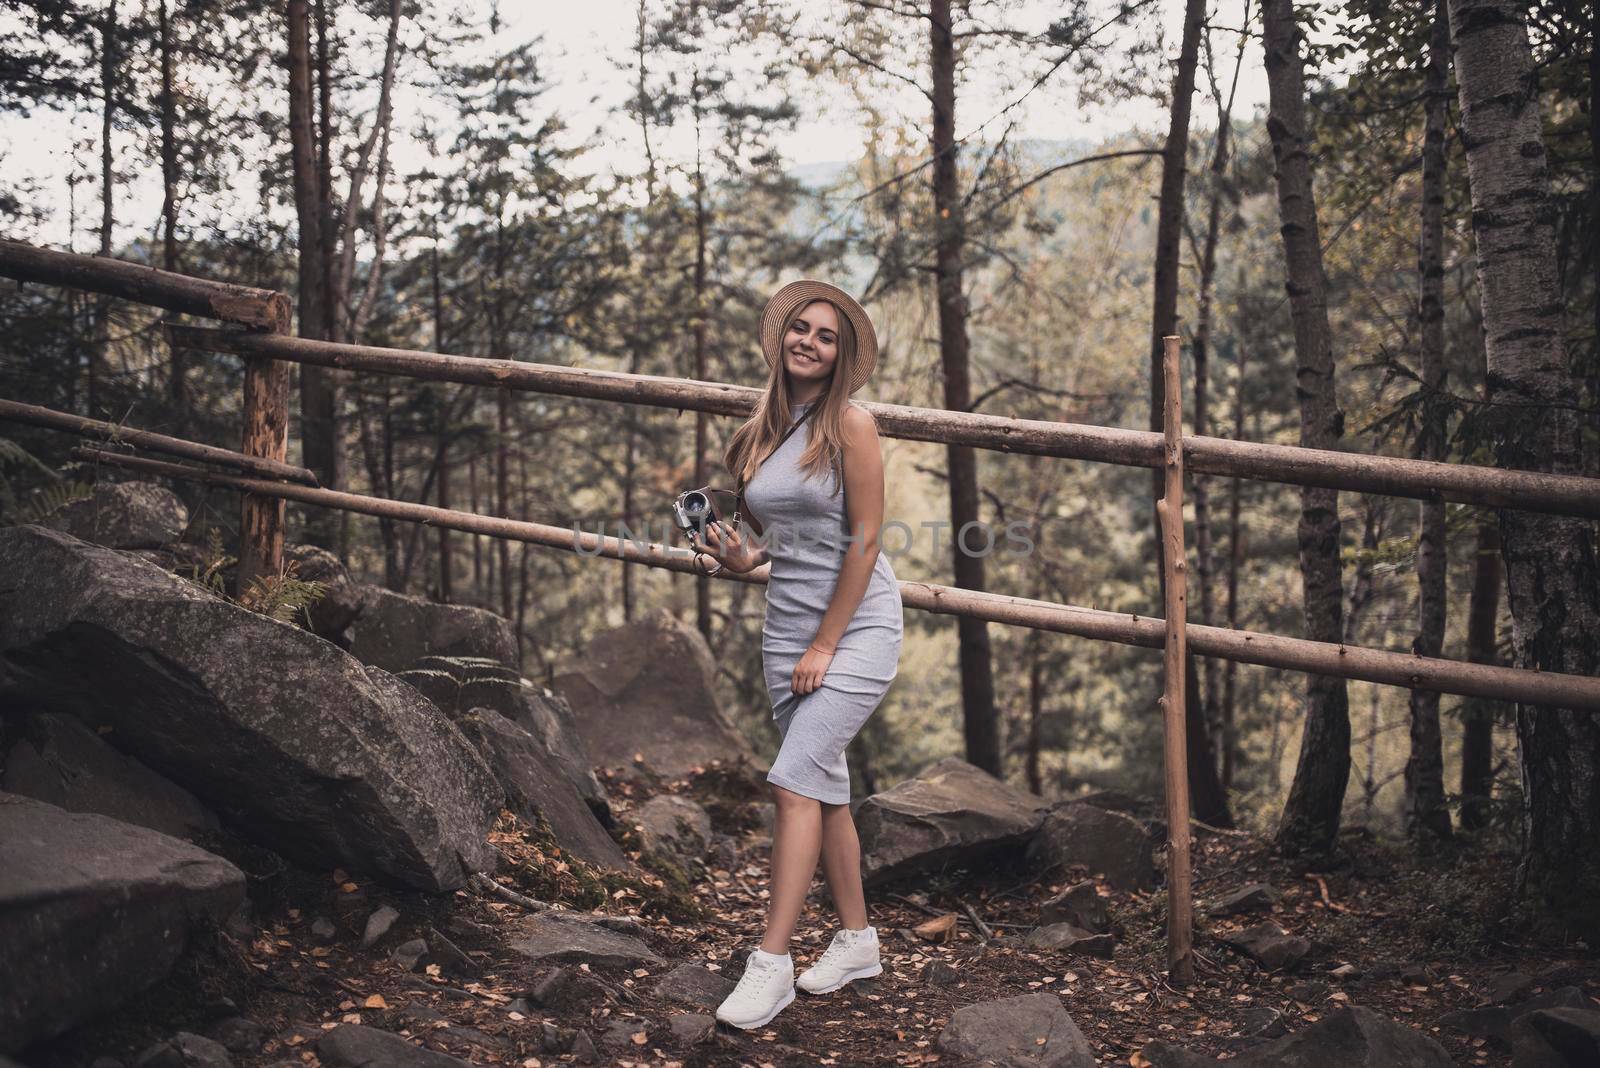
[760,279,878,396]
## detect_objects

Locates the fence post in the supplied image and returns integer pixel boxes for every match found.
[238,342,289,589]
[1156,333,1196,984]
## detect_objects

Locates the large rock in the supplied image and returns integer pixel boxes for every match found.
[856,757,1049,888]
[553,606,759,779]
[401,660,610,821]
[1025,922,1115,958]
[48,480,187,549]
[516,684,610,818]
[936,992,1095,1068]
[1217,921,1312,973]
[283,544,365,643]
[453,707,629,871]
[1039,881,1111,934]
[1437,986,1592,1048]
[1139,1007,1453,1067]
[1,711,219,839]
[508,911,664,969]
[349,585,519,675]
[0,794,246,1054]
[1026,802,1157,891]
[653,964,735,1009]
[1512,1007,1600,1068]
[1208,884,1279,916]
[0,526,503,892]
[633,794,712,870]
[133,1032,235,1068]
[345,589,613,825]
[318,1024,469,1067]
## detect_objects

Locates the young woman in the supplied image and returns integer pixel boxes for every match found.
[690,279,903,1030]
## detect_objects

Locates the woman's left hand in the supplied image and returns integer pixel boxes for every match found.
[792,641,836,696]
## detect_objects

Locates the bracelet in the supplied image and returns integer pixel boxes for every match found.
[695,552,724,577]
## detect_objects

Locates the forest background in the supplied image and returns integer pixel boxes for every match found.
[0,0,1595,918]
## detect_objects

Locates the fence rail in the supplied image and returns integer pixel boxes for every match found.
[168,325,1600,520]
[1,239,290,331]
[62,444,1600,712]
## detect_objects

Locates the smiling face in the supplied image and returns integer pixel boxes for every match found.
[783,300,841,394]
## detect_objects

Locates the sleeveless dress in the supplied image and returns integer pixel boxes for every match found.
[740,397,904,804]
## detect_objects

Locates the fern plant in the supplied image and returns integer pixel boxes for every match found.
[398,654,520,714]
[0,437,92,526]
[235,558,328,626]
[174,527,328,626]
[182,526,235,598]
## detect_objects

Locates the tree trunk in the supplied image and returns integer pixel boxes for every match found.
[470,451,483,600]
[432,246,451,603]
[930,0,1000,776]
[1026,628,1043,795]
[1262,0,1352,857]
[1344,498,1385,643]
[1448,0,1600,930]
[1221,332,1249,791]
[1190,7,1247,747]
[1404,0,1454,847]
[692,65,712,641]
[437,432,453,603]
[338,0,403,343]
[288,0,338,547]
[1459,519,1503,830]
[90,0,118,417]
[1148,0,1232,827]
[313,0,335,339]
[157,0,186,426]
[498,388,513,619]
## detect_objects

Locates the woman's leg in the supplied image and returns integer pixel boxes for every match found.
[760,784,822,954]
[818,801,869,929]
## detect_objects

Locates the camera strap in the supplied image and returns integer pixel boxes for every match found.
[732,401,821,525]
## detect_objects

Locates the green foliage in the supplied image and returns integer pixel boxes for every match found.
[396,655,520,714]
[176,526,327,626]
[0,437,91,526]
[183,526,234,598]
[236,560,327,626]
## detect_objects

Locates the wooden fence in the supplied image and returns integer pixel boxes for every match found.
[5,239,1600,984]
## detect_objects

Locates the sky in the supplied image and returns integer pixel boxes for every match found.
[2,0,1273,250]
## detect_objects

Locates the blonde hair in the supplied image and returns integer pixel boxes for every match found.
[723,298,862,496]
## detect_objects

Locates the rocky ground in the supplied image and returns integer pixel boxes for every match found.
[2,495,1596,1068]
[16,757,1597,1068]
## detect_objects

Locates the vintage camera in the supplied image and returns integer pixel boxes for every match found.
[671,486,742,542]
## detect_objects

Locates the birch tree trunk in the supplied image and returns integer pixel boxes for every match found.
[930,0,1000,776]
[1404,0,1454,846]
[1448,0,1600,929]
[1262,0,1352,856]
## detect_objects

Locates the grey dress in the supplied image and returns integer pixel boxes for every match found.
[741,397,904,803]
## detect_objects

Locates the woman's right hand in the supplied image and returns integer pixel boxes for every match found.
[698,520,758,573]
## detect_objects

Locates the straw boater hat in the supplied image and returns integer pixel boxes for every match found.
[760,279,879,396]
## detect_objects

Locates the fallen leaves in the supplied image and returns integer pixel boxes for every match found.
[914,913,958,942]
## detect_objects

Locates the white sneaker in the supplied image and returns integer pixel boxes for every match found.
[796,926,882,994]
[714,948,795,1029]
